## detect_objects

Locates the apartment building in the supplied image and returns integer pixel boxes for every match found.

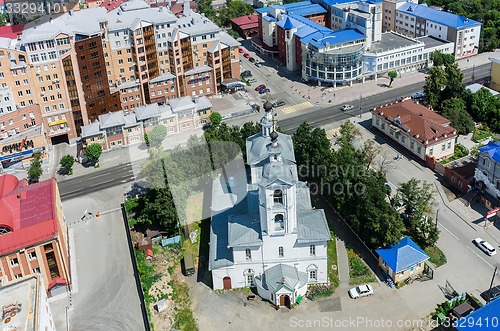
[371,98,457,162]
[0,0,239,148]
[0,175,71,297]
[394,3,481,59]
[381,0,417,32]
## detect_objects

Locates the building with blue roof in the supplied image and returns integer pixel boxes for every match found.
[375,237,429,283]
[474,141,500,208]
[395,2,481,59]
[455,299,500,331]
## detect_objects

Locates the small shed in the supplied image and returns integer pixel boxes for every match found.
[452,302,475,319]
[146,249,154,259]
[154,299,168,313]
[137,237,152,252]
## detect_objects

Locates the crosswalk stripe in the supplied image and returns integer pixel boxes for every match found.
[325,128,340,140]
[280,101,313,114]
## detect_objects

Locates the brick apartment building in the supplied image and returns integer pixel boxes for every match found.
[0,0,239,157]
[0,174,70,297]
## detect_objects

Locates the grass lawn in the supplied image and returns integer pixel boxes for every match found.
[347,247,376,286]
[327,230,339,291]
[424,245,447,268]
[472,128,493,143]
[171,279,198,331]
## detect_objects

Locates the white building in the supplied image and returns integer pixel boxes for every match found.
[395,2,481,59]
[209,101,331,307]
[0,274,56,331]
[371,98,457,161]
[331,0,382,50]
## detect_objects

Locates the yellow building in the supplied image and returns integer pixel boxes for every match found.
[490,57,500,92]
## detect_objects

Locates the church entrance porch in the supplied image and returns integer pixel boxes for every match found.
[279,294,291,308]
[223,276,232,290]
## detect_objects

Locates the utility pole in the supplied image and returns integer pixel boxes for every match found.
[487,266,498,304]
[359,93,363,118]
[472,63,476,82]
[435,209,440,227]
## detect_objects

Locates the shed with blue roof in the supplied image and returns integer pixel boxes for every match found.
[376,237,429,283]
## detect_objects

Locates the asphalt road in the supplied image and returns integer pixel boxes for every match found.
[278,64,490,134]
[58,63,490,198]
[59,161,139,200]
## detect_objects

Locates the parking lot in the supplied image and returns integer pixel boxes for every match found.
[50,185,145,331]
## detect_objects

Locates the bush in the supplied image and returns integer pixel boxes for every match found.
[305,284,332,300]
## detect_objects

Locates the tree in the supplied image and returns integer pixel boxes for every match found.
[361,139,382,170]
[217,0,254,27]
[85,143,103,161]
[396,178,439,247]
[431,50,455,67]
[145,124,168,147]
[60,155,75,172]
[27,152,43,184]
[209,112,223,128]
[0,14,8,27]
[440,98,475,134]
[292,122,334,182]
[424,66,447,109]
[442,62,465,101]
[387,71,397,87]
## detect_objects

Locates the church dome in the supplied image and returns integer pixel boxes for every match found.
[270,130,278,141]
[263,101,273,112]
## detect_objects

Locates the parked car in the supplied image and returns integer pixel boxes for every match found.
[255,62,263,67]
[241,70,252,77]
[248,78,257,83]
[243,53,250,59]
[480,285,500,302]
[341,104,354,111]
[273,101,286,107]
[249,57,256,63]
[238,48,244,53]
[259,88,270,94]
[255,84,266,91]
[348,284,374,299]
[411,92,425,100]
[473,238,497,256]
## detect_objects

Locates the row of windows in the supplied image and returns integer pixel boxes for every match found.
[244,245,316,261]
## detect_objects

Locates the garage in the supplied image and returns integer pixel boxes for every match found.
[51,134,69,145]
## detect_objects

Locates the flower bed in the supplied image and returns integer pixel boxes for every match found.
[306,284,332,300]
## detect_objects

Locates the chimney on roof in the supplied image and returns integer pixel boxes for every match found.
[183,0,190,17]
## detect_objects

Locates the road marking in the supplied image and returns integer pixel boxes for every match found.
[438,222,460,240]
[325,128,340,140]
[281,101,313,114]
[466,245,494,269]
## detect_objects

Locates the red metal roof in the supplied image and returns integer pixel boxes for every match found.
[48,278,67,290]
[231,14,259,29]
[0,176,59,256]
[146,249,153,257]
[0,25,25,40]
[372,99,457,145]
[100,0,125,11]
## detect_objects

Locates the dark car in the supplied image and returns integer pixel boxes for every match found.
[249,57,256,63]
[273,101,285,107]
[241,70,252,77]
[259,88,270,94]
[480,286,500,302]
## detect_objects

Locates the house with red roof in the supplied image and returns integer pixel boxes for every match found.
[0,174,70,296]
[372,98,458,162]
[231,14,259,39]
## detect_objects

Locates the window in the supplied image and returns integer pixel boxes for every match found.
[441,144,446,152]
[278,246,284,258]
[245,249,251,261]
[10,257,19,267]
[310,245,316,256]
[32,267,41,273]
[451,176,456,183]
[274,214,284,231]
[429,148,434,156]
[273,190,283,204]
[458,181,463,188]
[309,270,317,281]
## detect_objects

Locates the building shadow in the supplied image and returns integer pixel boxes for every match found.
[196,176,213,288]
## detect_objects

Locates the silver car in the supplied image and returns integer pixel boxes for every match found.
[348,284,374,299]
[341,104,354,111]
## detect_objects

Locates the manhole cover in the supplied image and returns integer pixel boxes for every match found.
[331,265,337,270]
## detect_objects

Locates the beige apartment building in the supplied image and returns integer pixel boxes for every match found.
[0,0,239,161]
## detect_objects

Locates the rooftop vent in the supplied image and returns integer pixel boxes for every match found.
[408,6,413,11]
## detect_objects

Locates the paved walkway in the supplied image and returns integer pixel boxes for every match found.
[336,239,351,286]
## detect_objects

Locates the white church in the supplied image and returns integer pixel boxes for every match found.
[208,101,331,307]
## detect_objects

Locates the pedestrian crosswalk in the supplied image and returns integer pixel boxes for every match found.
[280,101,313,114]
[325,128,341,140]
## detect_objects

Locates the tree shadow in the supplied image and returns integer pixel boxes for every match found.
[57,167,70,176]
[377,83,388,88]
